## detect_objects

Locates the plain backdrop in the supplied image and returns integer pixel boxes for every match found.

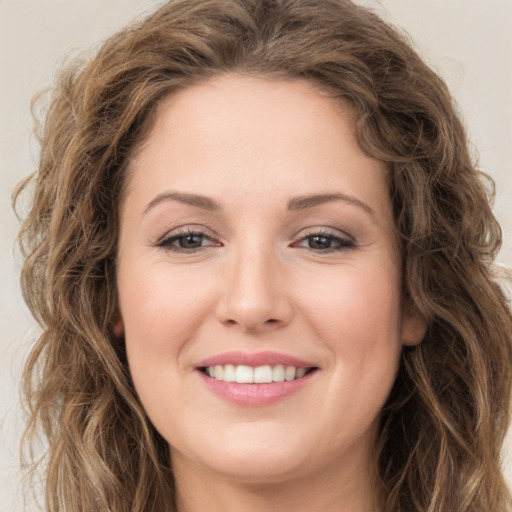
[1,1,511,510]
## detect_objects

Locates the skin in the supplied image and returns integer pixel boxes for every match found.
[116,74,426,512]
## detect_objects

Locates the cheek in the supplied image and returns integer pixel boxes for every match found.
[118,261,217,382]
[301,262,402,347]
[300,261,403,401]
[297,264,403,442]
[118,263,217,429]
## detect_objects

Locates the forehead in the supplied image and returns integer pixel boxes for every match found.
[133,75,356,162]
[123,74,391,221]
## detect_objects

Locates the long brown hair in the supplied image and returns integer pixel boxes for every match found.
[14,0,512,510]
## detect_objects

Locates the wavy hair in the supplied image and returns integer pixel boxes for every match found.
[14,0,512,510]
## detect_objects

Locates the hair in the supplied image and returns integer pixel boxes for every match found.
[13,0,512,510]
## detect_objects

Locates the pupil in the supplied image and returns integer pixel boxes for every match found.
[180,234,202,248]
[309,236,330,249]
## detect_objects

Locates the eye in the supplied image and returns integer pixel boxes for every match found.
[156,228,220,252]
[293,230,355,253]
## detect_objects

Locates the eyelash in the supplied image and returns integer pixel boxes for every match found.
[155,227,220,253]
[155,228,356,254]
[291,229,355,253]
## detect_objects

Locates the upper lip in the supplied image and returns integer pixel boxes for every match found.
[196,350,317,369]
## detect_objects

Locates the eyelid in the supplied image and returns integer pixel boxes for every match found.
[154,225,221,249]
[293,226,355,242]
[290,227,356,252]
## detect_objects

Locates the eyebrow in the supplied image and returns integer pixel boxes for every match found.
[144,190,375,218]
[286,193,375,217]
[144,191,221,213]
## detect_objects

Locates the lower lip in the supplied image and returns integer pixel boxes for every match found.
[197,370,317,407]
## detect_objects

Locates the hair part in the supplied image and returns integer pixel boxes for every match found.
[14,1,512,511]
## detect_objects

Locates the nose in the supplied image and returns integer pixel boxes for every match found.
[215,244,294,334]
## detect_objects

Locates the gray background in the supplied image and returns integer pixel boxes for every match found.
[1,1,511,510]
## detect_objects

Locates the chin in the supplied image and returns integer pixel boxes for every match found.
[171,423,320,484]
[198,452,311,485]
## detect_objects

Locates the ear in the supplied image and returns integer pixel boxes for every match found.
[113,314,124,337]
[401,298,427,346]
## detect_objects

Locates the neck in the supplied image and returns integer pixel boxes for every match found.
[172,449,384,512]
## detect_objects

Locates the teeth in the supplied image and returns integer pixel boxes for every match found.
[253,365,272,383]
[285,366,296,381]
[272,364,285,382]
[223,364,236,382]
[235,365,253,383]
[204,364,311,383]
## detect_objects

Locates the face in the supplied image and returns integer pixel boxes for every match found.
[116,75,424,487]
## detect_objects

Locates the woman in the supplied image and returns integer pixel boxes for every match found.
[14,0,512,511]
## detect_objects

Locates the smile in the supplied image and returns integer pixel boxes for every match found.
[195,351,319,406]
[201,364,315,383]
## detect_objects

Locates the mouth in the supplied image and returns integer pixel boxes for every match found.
[199,364,318,383]
[195,351,319,406]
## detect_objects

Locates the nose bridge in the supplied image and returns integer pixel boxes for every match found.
[216,237,292,332]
